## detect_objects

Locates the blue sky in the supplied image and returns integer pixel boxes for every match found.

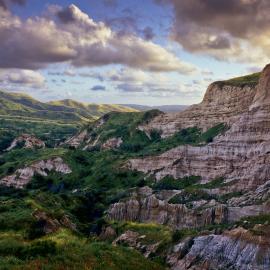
[0,0,266,105]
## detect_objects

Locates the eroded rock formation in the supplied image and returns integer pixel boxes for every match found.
[6,134,45,151]
[107,187,269,228]
[168,227,270,270]
[0,157,72,189]
[129,65,270,193]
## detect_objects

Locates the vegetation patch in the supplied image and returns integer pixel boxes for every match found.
[215,72,261,87]
[153,176,201,191]
[168,189,214,205]
[0,229,165,270]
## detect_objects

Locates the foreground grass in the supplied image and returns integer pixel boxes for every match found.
[0,229,165,270]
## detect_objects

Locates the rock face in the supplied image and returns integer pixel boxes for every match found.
[107,187,267,228]
[129,65,270,193]
[64,116,106,149]
[168,227,270,270]
[140,82,256,138]
[33,210,76,234]
[0,157,72,189]
[6,134,45,151]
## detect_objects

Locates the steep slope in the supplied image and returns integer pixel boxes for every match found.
[140,72,260,137]
[129,66,270,191]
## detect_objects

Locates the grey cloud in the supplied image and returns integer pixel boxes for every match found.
[117,83,144,92]
[103,0,118,8]
[91,85,106,91]
[57,7,77,23]
[0,0,26,10]
[142,27,155,41]
[156,0,270,62]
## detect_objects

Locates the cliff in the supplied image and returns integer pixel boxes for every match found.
[106,65,270,269]
[129,65,270,192]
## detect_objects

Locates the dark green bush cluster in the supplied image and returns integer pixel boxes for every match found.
[168,189,214,205]
[199,123,227,143]
[153,176,201,191]
[172,228,198,243]
[0,239,56,259]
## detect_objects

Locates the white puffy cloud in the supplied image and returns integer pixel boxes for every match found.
[0,4,196,74]
[0,69,45,88]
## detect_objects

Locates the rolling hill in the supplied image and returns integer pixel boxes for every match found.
[0,90,137,123]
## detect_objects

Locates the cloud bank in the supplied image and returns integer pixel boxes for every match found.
[0,4,196,74]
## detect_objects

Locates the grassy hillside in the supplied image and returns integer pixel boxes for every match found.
[0,91,137,123]
[0,91,138,150]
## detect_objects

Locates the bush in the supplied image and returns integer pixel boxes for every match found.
[172,229,198,243]
[27,220,47,240]
[153,176,201,190]
[19,240,57,259]
[169,189,214,205]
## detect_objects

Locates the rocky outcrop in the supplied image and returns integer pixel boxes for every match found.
[33,210,77,234]
[0,157,72,189]
[168,227,270,270]
[6,134,45,151]
[113,230,161,258]
[64,130,89,149]
[101,137,123,150]
[64,116,106,149]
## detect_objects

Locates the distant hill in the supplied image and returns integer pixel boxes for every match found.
[49,99,137,120]
[120,104,189,113]
[0,91,137,123]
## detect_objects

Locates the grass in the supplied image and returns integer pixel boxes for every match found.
[110,222,172,245]
[0,148,67,178]
[237,214,270,228]
[0,118,79,151]
[215,72,261,87]
[0,229,166,270]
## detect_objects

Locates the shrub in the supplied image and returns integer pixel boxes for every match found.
[172,229,198,243]
[19,240,57,259]
[169,189,214,205]
[153,176,201,190]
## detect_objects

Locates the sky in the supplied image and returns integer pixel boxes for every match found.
[0,0,268,105]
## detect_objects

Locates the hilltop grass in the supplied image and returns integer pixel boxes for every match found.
[216,72,261,87]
